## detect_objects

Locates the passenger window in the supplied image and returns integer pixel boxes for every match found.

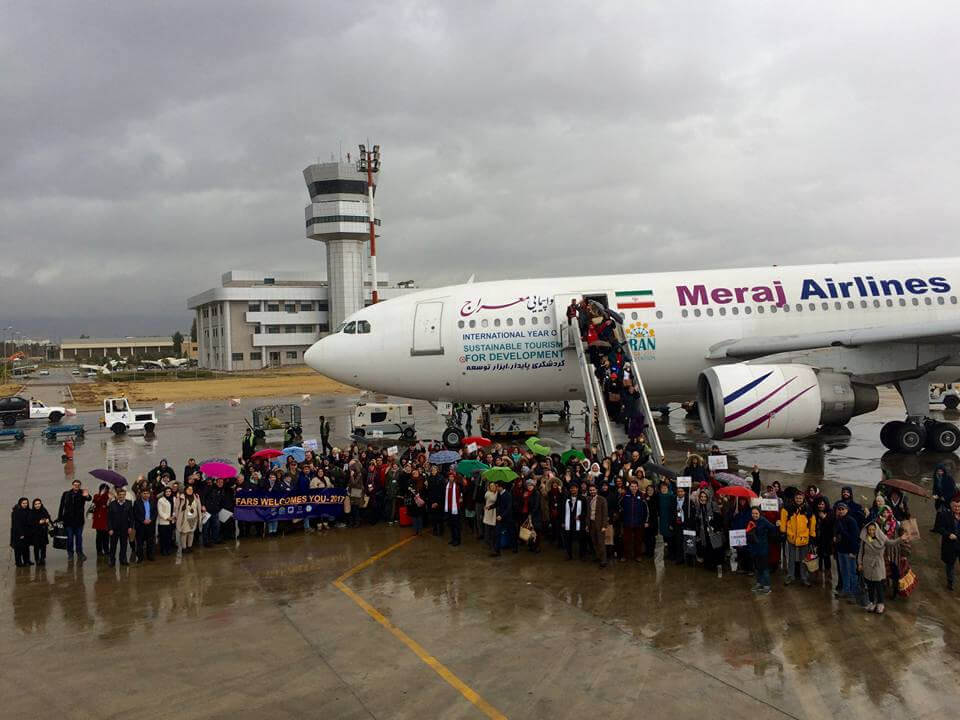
[873,300,880,308]
[925,297,932,305]
[731,307,739,316]
[718,307,726,316]
[952,297,958,305]
[886,299,893,307]
[912,298,920,306]
[833,302,841,310]
[694,309,702,318]
[757,306,764,314]
[706,308,714,317]
[860,300,868,308]
[796,304,803,312]
[458,320,465,329]
[519,317,526,326]
[506,318,514,326]
[937,296,945,305]
[847,301,855,309]
[899,298,907,307]
[335,322,347,333]
[494,318,501,327]
[481,319,489,328]
[631,312,638,320]
[344,322,356,334]
[682,309,689,318]
[357,320,371,334]
[469,320,476,328]
[543,315,551,324]
[656,311,663,319]
[531,317,538,325]
[744,307,752,315]
[770,305,778,313]
[782,304,789,312]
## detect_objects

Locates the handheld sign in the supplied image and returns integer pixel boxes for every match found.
[387,445,399,457]
[760,498,779,512]
[683,529,696,537]
[729,529,747,548]
[466,442,478,454]
[707,455,728,471]
[303,439,318,451]
[676,476,692,489]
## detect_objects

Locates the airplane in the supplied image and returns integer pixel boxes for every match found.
[304,257,960,455]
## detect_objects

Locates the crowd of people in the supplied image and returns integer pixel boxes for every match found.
[10,421,958,617]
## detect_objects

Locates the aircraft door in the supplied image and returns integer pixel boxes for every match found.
[554,293,581,349]
[411,301,444,356]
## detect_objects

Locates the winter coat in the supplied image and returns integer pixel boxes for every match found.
[933,467,957,507]
[834,513,861,555]
[746,516,775,558]
[107,500,134,533]
[158,495,177,526]
[857,524,903,581]
[30,506,52,546]
[779,507,816,547]
[176,496,202,534]
[10,505,32,548]
[935,509,960,565]
[657,491,679,537]
[57,489,90,528]
[92,491,110,531]
[482,490,498,526]
[620,491,648,529]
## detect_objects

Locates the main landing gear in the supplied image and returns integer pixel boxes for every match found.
[881,419,960,454]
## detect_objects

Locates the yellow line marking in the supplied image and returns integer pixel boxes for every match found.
[334,536,508,720]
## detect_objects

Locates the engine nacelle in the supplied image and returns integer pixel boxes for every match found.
[697,364,879,440]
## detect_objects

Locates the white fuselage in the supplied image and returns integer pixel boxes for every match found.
[304,258,960,404]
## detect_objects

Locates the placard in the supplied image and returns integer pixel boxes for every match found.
[466,442,478,454]
[387,445,399,457]
[676,476,692,489]
[683,529,696,537]
[729,529,747,548]
[436,402,453,416]
[303,438,318,451]
[760,498,779,512]
[707,455,728,471]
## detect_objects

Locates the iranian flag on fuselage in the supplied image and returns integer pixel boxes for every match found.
[615,289,655,310]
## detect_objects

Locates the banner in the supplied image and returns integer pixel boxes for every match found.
[234,487,346,522]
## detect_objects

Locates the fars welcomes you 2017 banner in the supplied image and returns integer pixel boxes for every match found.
[234,488,346,522]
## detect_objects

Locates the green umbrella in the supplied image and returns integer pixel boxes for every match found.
[561,448,587,464]
[525,436,550,457]
[482,466,519,485]
[456,459,490,476]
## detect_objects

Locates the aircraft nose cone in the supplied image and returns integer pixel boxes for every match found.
[304,339,324,373]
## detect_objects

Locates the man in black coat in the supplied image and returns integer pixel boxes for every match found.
[133,488,157,562]
[107,488,134,566]
[491,481,514,557]
[935,496,960,590]
[57,479,91,561]
[202,479,225,547]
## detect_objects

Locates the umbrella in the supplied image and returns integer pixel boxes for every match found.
[200,461,238,479]
[252,448,283,460]
[89,469,127,487]
[282,446,306,463]
[561,449,587,464]
[462,436,492,448]
[482,466,519,485]
[877,477,930,498]
[525,436,550,457]
[429,450,461,465]
[456,459,490,476]
[717,485,757,499]
[716,472,751,488]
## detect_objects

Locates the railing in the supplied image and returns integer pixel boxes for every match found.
[619,332,666,465]
[572,329,617,456]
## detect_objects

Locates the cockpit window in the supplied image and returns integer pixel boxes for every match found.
[335,322,346,333]
[357,320,371,334]
[343,321,356,334]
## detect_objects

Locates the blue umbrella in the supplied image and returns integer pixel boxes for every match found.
[428,450,460,465]
[282,446,306,463]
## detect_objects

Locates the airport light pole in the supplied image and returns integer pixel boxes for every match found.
[356,143,381,304]
[2,327,12,385]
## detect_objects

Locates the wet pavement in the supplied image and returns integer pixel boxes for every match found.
[2,386,960,719]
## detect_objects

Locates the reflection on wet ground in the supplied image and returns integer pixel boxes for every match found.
[2,389,960,718]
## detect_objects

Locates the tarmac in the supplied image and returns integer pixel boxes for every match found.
[3,375,960,719]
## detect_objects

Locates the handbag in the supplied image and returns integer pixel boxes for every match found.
[804,552,820,573]
[898,557,919,597]
[50,520,68,550]
[518,516,536,543]
[707,529,724,550]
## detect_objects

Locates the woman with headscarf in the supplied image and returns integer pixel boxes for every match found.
[858,519,907,614]
[29,498,52,566]
[588,462,602,485]
[92,483,111,557]
[814,496,835,580]
[10,498,32,567]
[932,464,957,518]
[176,486,201,553]
[157,486,177,556]
[688,489,725,570]
[521,478,542,553]
[147,458,176,489]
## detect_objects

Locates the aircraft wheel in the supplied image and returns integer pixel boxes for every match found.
[927,422,960,453]
[893,422,926,454]
[880,421,902,451]
[2,416,16,427]
[442,426,464,449]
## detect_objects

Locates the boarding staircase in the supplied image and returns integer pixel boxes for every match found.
[565,316,668,474]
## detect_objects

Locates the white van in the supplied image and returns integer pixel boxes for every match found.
[350,402,417,440]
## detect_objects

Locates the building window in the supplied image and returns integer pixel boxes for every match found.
[232,352,244,361]
[267,326,280,334]
[317,300,329,311]
[250,352,262,361]
[285,303,297,313]
[286,351,298,360]
[263,278,275,285]
[307,179,369,197]
[300,302,313,311]
[298,325,314,333]
[248,302,260,312]
[284,326,296,333]
[267,303,279,312]
[202,308,209,318]
[318,323,329,332]
[211,306,218,317]
[212,328,218,337]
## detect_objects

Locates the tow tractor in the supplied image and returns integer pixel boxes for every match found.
[99,397,158,435]
[251,404,302,445]
[930,383,960,410]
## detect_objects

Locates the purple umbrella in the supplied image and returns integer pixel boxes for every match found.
[89,469,127,487]
[200,461,238,479]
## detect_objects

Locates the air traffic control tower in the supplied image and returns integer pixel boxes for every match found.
[303,158,380,329]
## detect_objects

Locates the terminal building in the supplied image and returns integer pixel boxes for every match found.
[60,336,174,361]
[187,270,414,371]
[187,150,415,372]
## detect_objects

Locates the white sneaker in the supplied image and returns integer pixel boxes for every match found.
[865,602,876,612]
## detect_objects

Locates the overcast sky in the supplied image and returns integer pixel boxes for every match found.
[3,1,960,338]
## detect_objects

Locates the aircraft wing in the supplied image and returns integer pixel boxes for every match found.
[708,318,960,359]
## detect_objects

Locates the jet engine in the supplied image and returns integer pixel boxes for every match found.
[697,364,878,440]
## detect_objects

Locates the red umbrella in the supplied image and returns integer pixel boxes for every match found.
[462,436,492,448]
[717,485,757,499]
[251,448,284,460]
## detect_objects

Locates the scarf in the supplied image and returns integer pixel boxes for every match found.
[444,481,460,514]
[564,497,582,531]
